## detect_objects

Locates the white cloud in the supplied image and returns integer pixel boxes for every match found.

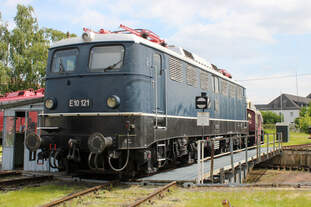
[4,0,33,8]
[242,74,311,104]
[2,0,311,103]
[54,0,311,104]
[126,0,311,39]
[70,9,139,32]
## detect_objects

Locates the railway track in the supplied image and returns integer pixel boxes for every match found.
[0,170,22,177]
[41,178,176,207]
[40,180,117,207]
[128,181,177,207]
[0,175,53,188]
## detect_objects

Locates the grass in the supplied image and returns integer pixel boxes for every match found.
[0,182,87,207]
[64,185,159,207]
[178,188,311,207]
[0,181,310,207]
[56,186,311,207]
[264,129,310,146]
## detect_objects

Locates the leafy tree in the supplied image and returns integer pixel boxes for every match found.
[294,117,300,128]
[0,13,10,93]
[44,28,75,42]
[300,106,307,117]
[299,115,311,133]
[308,102,311,116]
[297,103,311,133]
[0,5,76,94]
[261,111,282,124]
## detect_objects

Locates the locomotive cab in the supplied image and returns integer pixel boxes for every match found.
[25,32,167,174]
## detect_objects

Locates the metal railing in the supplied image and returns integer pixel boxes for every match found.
[196,133,282,184]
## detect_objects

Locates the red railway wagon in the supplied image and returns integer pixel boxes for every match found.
[247,107,263,145]
[0,88,44,144]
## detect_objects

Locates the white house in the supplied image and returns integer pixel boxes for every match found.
[255,93,311,124]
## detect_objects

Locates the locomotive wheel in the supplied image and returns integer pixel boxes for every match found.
[88,152,96,170]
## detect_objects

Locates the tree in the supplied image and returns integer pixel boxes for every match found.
[261,111,282,124]
[0,5,76,94]
[308,102,311,116]
[0,13,10,93]
[300,106,307,117]
[297,103,311,133]
[44,28,75,42]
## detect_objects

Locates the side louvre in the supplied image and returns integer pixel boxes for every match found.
[169,57,183,83]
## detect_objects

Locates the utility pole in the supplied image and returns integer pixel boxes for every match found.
[280,91,283,122]
[296,71,298,96]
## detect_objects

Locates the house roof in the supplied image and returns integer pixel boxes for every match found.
[255,93,311,111]
[254,104,270,110]
[307,93,311,99]
[284,94,311,106]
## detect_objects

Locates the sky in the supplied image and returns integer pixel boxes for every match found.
[1,0,311,104]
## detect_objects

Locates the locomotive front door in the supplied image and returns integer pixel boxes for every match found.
[153,53,166,128]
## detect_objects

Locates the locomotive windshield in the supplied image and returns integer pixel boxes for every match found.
[51,48,78,73]
[89,45,124,71]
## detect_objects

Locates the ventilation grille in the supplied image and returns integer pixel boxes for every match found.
[169,57,183,83]
[237,87,243,98]
[200,71,209,90]
[229,84,236,97]
[221,79,228,96]
[186,65,198,87]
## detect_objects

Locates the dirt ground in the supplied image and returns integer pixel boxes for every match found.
[246,169,311,183]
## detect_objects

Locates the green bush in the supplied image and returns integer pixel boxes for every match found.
[261,111,282,124]
[299,115,311,133]
[263,124,276,130]
[296,103,311,133]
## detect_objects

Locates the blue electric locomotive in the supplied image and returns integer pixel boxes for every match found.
[25,25,248,175]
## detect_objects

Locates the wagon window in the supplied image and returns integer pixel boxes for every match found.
[51,49,78,73]
[89,45,125,71]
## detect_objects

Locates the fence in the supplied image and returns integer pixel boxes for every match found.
[196,133,282,184]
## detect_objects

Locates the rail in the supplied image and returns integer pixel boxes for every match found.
[197,133,283,184]
[128,181,176,207]
[0,171,21,177]
[196,182,311,188]
[40,181,116,207]
[0,175,53,187]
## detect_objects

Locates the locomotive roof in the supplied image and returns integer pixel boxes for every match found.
[51,34,245,88]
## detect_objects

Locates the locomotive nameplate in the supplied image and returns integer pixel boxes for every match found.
[68,98,91,107]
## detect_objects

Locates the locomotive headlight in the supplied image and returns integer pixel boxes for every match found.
[44,97,57,109]
[106,95,120,109]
